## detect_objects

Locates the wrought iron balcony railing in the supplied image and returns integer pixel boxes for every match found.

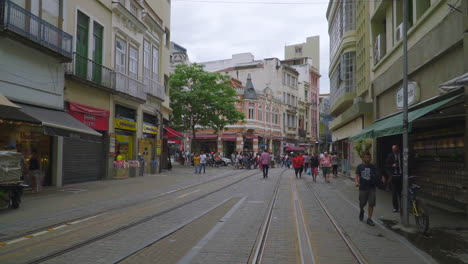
[112,72,147,100]
[0,0,72,60]
[65,53,113,89]
[143,76,165,101]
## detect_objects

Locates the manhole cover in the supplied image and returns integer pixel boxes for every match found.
[61,189,86,193]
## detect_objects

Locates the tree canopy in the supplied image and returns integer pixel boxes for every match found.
[169,64,245,138]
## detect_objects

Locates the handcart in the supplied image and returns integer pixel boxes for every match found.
[0,151,26,209]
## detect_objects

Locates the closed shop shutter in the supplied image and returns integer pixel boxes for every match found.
[63,138,104,185]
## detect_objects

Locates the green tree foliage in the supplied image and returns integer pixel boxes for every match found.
[169,64,245,138]
[353,139,372,158]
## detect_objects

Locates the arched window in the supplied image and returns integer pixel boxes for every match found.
[248,102,254,119]
[258,104,263,121]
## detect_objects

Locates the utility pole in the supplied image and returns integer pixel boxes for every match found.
[401,0,410,226]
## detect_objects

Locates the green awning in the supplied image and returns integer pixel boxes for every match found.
[350,95,461,141]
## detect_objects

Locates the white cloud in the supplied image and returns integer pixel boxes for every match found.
[171,0,330,93]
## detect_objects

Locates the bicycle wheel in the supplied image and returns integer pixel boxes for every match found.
[414,200,430,234]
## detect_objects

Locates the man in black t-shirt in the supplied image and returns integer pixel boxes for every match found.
[355,152,384,226]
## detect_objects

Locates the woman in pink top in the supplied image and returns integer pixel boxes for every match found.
[320,152,332,183]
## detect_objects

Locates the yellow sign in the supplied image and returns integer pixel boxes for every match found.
[114,118,137,131]
[143,124,158,135]
[156,146,161,155]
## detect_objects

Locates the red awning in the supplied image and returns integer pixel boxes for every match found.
[285,146,306,151]
[66,101,110,131]
[193,134,217,140]
[245,135,258,140]
[221,135,237,141]
[68,101,110,117]
[168,140,181,144]
[165,127,184,138]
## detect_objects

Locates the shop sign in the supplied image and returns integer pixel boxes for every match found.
[157,139,162,146]
[67,102,109,131]
[114,118,137,131]
[109,133,116,155]
[156,146,162,155]
[168,140,181,144]
[143,124,158,135]
[396,82,420,109]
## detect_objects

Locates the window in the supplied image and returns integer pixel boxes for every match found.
[152,46,160,81]
[295,46,302,53]
[266,107,270,123]
[343,0,356,32]
[340,51,356,92]
[248,103,254,119]
[42,0,60,27]
[116,38,126,73]
[305,90,308,101]
[130,3,138,17]
[129,46,138,79]
[143,40,151,78]
[93,22,103,64]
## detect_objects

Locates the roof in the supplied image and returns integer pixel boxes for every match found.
[229,78,244,89]
[244,74,258,100]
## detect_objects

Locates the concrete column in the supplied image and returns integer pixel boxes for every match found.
[217,136,223,154]
[52,136,63,188]
[236,133,243,152]
[253,137,259,153]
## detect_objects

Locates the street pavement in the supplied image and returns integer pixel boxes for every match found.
[0,165,466,263]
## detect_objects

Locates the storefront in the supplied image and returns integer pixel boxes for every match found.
[140,113,158,174]
[192,134,217,153]
[221,134,236,157]
[351,91,466,212]
[113,105,137,178]
[64,101,109,184]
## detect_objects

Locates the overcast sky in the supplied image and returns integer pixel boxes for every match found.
[171,0,331,93]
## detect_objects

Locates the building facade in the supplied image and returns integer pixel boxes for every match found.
[358,0,468,213]
[0,0,172,187]
[327,0,374,175]
[200,54,315,155]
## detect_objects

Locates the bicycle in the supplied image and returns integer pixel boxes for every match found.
[408,176,430,233]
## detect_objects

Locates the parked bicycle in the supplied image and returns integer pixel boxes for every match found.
[408,176,429,233]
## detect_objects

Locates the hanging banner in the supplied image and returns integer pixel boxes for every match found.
[143,124,158,135]
[114,118,137,131]
[109,133,116,155]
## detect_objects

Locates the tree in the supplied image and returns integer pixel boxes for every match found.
[169,64,244,146]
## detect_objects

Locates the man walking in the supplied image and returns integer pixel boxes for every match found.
[293,153,305,178]
[310,152,320,182]
[193,153,201,173]
[386,145,403,212]
[355,152,384,226]
[260,150,271,178]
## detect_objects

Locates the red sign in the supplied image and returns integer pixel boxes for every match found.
[168,140,181,144]
[67,101,110,131]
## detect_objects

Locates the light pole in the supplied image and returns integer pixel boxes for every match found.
[401,0,410,226]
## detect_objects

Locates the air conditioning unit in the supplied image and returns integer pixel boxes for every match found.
[374,34,386,64]
[395,23,403,43]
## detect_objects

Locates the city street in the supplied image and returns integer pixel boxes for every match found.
[2,165,466,264]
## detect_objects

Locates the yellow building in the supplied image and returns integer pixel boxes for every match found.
[63,0,172,180]
[326,0,373,176]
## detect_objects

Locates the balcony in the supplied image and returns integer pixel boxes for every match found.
[329,86,356,116]
[0,0,72,61]
[65,53,114,90]
[285,126,297,135]
[329,101,373,131]
[143,76,165,101]
[298,128,307,138]
[112,72,146,100]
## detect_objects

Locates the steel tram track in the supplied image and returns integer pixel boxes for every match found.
[0,169,246,243]
[305,181,368,264]
[23,169,262,264]
[248,169,285,264]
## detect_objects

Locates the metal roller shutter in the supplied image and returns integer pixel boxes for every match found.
[63,138,105,184]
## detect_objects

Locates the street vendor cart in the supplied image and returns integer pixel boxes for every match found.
[0,151,25,209]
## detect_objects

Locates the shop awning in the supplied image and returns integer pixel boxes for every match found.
[285,146,305,151]
[193,134,217,140]
[221,135,237,141]
[0,94,41,124]
[439,72,468,93]
[18,104,102,140]
[350,95,461,141]
[67,101,110,131]
[165,126,184,138]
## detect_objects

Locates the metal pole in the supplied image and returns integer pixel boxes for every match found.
[401,0,410,226]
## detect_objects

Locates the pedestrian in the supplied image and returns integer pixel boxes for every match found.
[260,149,271,178]
[193,153,201,173]
[28,150,42,192]
[320,152,332,183]
[310,152,320,182]
[292,153,305,178]
[304,152,311,174]
[200,152,207,173]
[355,152,384,226]
[331,152,339,178]
[386,145,402,213]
